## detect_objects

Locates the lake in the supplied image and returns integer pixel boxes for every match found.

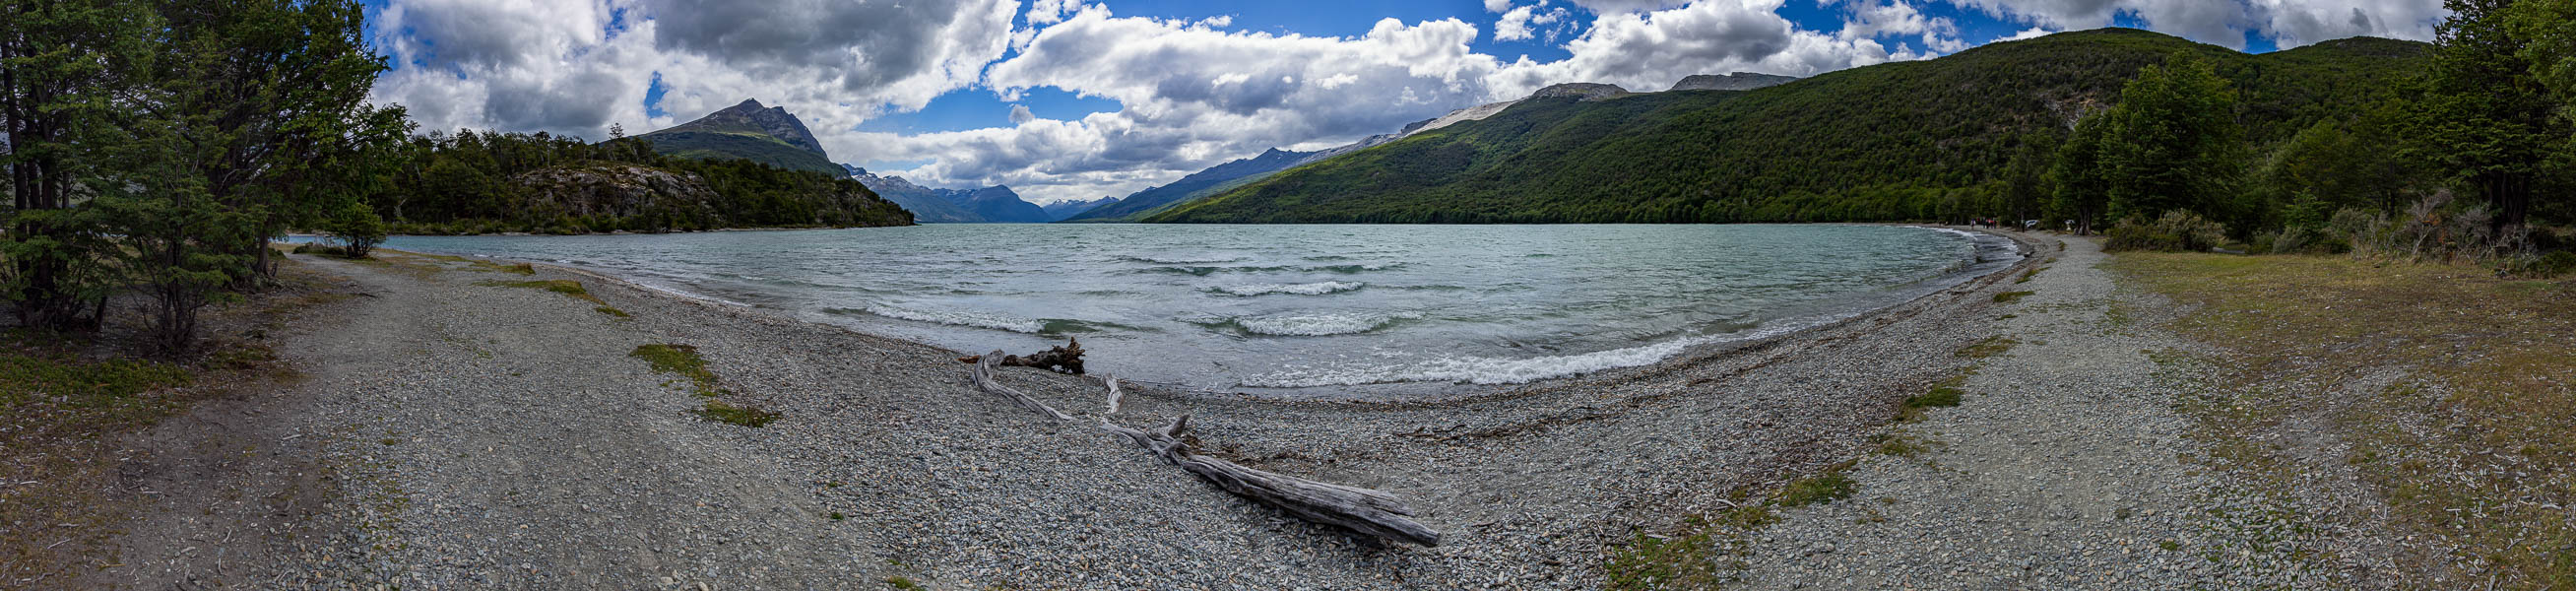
[360,224,2016,397]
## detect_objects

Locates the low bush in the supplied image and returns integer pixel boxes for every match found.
[2104,211,2229,252]
[328,203,387,258]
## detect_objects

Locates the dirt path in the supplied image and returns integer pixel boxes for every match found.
[1728,236,2338,589]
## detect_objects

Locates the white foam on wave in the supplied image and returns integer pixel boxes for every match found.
[860,303,1045,334]
[1211,281,1365,296]
[1244,312,1853,387]
[1900,226,1979,240]
[1234,311,1418,336]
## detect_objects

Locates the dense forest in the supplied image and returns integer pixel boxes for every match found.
[1157,5,2575,272]
[0,0,907,352]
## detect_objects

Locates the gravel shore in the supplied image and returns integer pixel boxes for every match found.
[1728,236,2344,589]
[90,230,2055,589]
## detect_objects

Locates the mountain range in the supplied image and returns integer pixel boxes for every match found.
[1150,30,2429,224]
[1065,75,1797,222]
[848,169,1058,224]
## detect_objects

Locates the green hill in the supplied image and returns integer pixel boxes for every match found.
[634,99,845,176]
[1148,30,2431,224]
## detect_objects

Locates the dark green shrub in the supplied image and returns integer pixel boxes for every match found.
[2104,211,2228,252]
[328,203,387,258]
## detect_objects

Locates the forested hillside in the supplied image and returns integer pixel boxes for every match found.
[372,130,914,234]
[1151,30,2431,227]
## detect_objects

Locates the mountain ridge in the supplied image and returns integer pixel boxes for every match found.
[634,99,842,175]
[1150,30,2431,224]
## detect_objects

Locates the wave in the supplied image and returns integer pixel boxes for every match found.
[1900,226,1980,240]
[835,304,1047,334]
[1312,262,1404,274]
[1208,281,1365,296]
[1116,254,1248,265]
[1193,311,1420,337]
[1242,313,1852,387]
[1135,262,1402,276]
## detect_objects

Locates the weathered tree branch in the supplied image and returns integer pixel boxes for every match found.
[958,338,1086,374]
[964,356,1440,546]
[969,350,1073,421]
[1100,374,1124,415]
[1098,414,1443,547]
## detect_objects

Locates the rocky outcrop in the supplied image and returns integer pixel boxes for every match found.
[1528,83,1630,101]
[1668,72,1800,92]
[511,164,723,221]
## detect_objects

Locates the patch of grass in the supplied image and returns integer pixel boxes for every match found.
[828,511,846,521]
[477,279,605,304]
[694,400,780,427]
[1,351,194,420]
[1776,470,1857,507]
[885,575,924,590]
[1991,290,2035,303]
[1898,379,1966,423]
[2111,252,2576,587]
[594,305,631,318]
[2017,267,2044,284]
[1604,529,1728,590]
[1958,335,2018,359]
[630,344,724,397]
[1871,432,1932,457]
[2159,539,2183,552]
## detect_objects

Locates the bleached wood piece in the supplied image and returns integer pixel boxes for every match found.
[1100,374,1125,415]
[1098,414,1442,546]
[970,350,1073,422]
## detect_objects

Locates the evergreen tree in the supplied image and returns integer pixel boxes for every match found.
[2417,0,2563,229]
[1,0,162,330]
[2097,53,2245,225]
[154,0,404,285]
[2048,114,2111,233]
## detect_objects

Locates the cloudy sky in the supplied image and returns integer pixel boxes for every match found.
[364,0,2448,204]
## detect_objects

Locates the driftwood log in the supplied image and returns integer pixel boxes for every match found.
[957,338,1085,374]
[1099,414,1443,547]
[965,354,1440,546]
[968,350,1074,421]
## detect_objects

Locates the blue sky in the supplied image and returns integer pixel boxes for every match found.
[362,0,2433,203]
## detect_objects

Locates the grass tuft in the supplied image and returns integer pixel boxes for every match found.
[1992,291,2035,303]
[1958,335,2018,359]
[629,344,723,397]
[594,305,631,318]
[695,400,780,427]
[1776,470,1857,507]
